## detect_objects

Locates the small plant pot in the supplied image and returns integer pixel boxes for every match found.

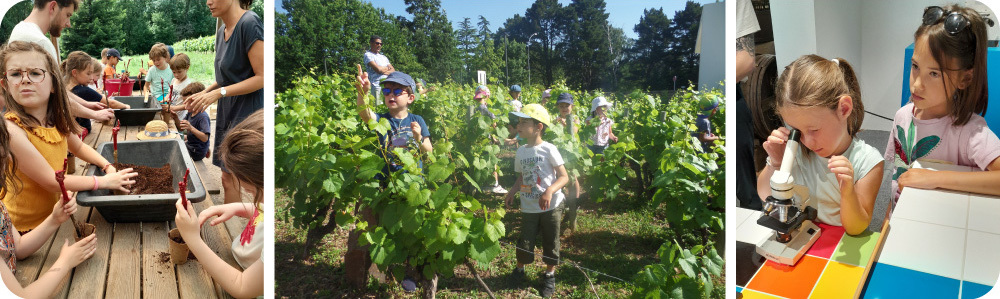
[75,223,96,242]
[168,228,189,265]
[66,155,77,174]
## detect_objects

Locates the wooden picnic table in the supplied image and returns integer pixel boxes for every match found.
[13,113,245,299]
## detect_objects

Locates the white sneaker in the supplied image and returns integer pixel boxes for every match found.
[491,184,508,194]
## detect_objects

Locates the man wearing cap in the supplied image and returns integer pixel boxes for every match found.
[364,35,396,99]
[7,0,114,122]
[508,85,523,112]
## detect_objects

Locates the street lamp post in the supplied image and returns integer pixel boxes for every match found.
[527,32,537,91]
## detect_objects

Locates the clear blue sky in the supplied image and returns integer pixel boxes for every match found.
[276,0,718,39]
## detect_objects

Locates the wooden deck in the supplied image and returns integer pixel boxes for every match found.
[13,114,246,299]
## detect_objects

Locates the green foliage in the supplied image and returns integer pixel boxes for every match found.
[632,240,724,298]
[628,2,703,91]
[276,71,505,285]
[0,1,32,46]
[173,35,215,52]
[56,0,222,57]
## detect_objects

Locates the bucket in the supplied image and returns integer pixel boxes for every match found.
[104,78,135,96]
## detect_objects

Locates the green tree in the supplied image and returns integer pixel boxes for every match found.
[403,0,460,82]
[631,8,673,91]
[275,0,421,92]
[560,0,613,90]
[472,16,502,85]
[60,0,125,58]
[0,0,33,45]
[455,17,476,84]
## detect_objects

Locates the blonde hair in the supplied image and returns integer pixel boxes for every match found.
[170,53,190,71]
[914,4,988,126]
[775,55,864,137]
[149,43,170,61]
[59,50,92,84]
[91,58,102,73]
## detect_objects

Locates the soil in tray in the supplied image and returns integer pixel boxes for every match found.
[111,163,174,194]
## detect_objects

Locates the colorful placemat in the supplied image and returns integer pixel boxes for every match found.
[737,222,882,299]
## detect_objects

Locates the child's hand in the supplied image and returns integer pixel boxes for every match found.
[51,196,78,224]
[102,168,138,192]
[411,121,423,139]
[355,64,370,95]
[179,120,191,131]
[539,191,552,210]
[828,155,856,192]
[762,127,791,168]
[610,135,618,142]
[197,205,238,227]
[56,234,97,269]
[504,138,518,146]
[174,198,202,243]
[898,168,939,190]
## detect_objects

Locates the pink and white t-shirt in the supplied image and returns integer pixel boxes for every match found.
[885,102,1000,203]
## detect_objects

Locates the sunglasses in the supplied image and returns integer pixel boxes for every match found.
[382,88,407,96]
[374,42,383,45]
[923,6,971,36]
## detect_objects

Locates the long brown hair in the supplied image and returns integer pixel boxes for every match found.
[60,50,92,84]
[0,41,79,136]
[220,109,263,209]
[775,55,865,137]
[914,4,988,126]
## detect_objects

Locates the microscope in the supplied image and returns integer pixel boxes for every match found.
[755,129,821,266]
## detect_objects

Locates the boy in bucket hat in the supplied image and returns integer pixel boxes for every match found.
[504,103,568,297]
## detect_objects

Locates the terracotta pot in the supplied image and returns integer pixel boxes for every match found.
[168,228,189,265]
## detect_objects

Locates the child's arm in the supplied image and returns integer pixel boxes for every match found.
[898,158,1000,196]
[14,199,77,259]
[830,156,881,235]
[2,234,97,298]
[64,133,138,192]
[175,200,264,298]
[540,165,569,210]
[410,121,432,153]
[180,120,210,142]
[505,174,523,209]
[354,65,376,123]
[608,123,618,142]
[197,202,256,227]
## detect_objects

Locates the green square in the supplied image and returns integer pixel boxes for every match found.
[831,231,881,267]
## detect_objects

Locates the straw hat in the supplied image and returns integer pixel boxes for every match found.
[136,120,178,140]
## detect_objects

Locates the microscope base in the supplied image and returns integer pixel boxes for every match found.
[755,220,821,266]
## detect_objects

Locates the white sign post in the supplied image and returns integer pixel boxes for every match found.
[477,71,487,86]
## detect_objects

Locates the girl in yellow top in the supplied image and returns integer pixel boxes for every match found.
[176,109,263,298]
[0,41,138,232]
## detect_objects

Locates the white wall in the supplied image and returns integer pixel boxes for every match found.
[769,0,993,131]
[699,2,726,91]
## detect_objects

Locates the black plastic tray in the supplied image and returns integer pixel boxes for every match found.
[112,96,160,126]
[76,139,206,222]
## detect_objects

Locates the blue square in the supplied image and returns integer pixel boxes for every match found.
[862,262,960,299]
[961,281,995,299]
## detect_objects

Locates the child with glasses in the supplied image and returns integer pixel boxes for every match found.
[885,4,1000,211]
[0,41,138,233]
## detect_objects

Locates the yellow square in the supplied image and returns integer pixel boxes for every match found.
[810,261,866,299]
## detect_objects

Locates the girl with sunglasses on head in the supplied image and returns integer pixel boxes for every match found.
[886,4,1000,212]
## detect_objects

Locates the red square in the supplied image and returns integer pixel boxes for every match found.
[805,223,845,259]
